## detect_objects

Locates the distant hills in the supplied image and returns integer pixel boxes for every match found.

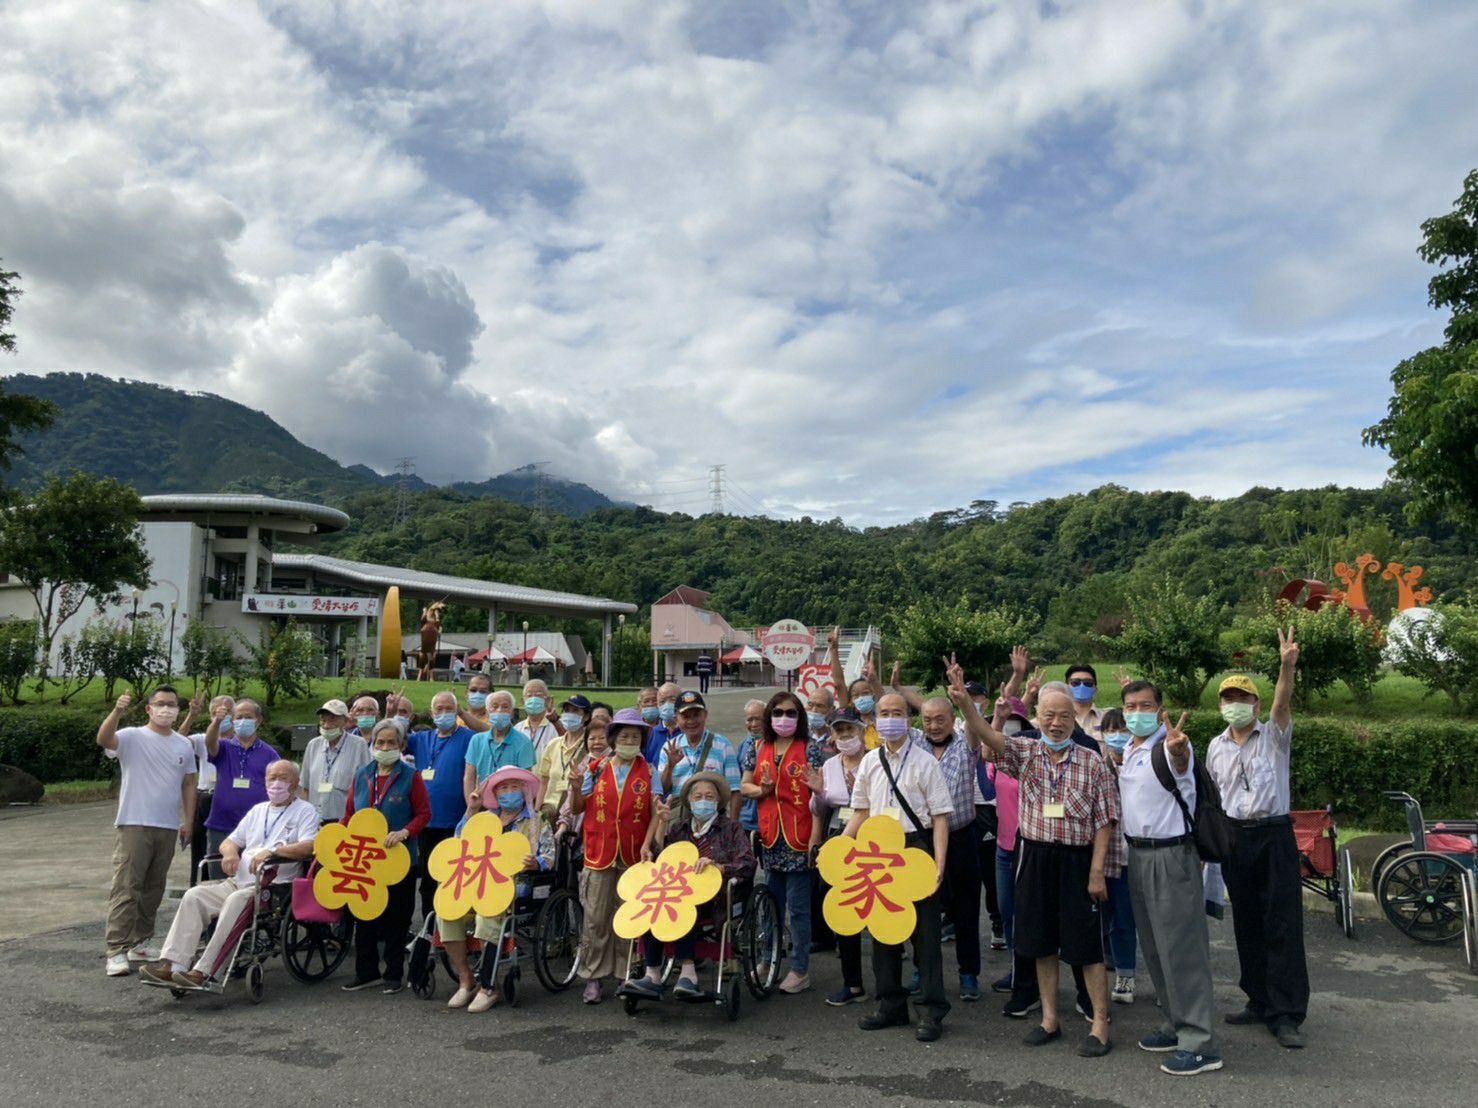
[0,372,625,516]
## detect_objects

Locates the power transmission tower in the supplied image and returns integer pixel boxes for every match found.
[530,460,551,525]
[709,464,726,515]
[393,456,415,525]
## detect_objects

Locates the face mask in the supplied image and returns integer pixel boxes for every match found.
[524,696,546,715]
[1041,734,1075,753]
[235,718,258,739]
[835,735,864,756]
[265,780,292,804]
[488,712,512,732]
[356,715,377,732]
[317,725,340,742]
[373,747,401,767]
[854,696,876,716]
[690,798,718,822]
[771,715,798,737]
[468,692,488,709]
[1124,711,1160,738]
[1070,682,1096,703]
[658,703,677,724]
[615,742,640,761]
[1221,702,1256,729]
[497,789,525,812]
[149,705,180,726]
[875,717,909,742]
[433,712,457,731]
[1103,731,1131,752]
[807,712,827,732]
[926,730,952,747]
[641,706,660,723]
[560,712,584,732]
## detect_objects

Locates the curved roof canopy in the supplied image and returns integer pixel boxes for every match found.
[140,494,350,534]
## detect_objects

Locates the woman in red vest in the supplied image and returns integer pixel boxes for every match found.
[740,690,826,995]
[570,707,656,1005]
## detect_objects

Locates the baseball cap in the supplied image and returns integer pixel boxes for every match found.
[964,681,988,697]
[317,699,350,716]
[1218,674,1260,698]
[676,690,706,712]
[831,705,864,728]
[559,694,593,712]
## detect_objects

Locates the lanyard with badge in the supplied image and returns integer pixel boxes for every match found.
[318,740,344,794]
[262,803,292,849]
[1039,748,1070,821]
[878,742,912,826]
[423,734,449,783]
[229,742,251,790]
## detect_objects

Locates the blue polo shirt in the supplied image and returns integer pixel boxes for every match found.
[406,725,475,829]
[644,722,676,767]
[465,728,537,783]
[736,735,760,831]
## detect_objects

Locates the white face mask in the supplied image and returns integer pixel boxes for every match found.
[148,704,180,727]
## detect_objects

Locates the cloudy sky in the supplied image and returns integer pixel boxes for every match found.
[3,1,1476,523]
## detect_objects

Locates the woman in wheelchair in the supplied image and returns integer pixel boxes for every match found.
[620,772,756,999]
[140,760,319,990]
[443,767,555,1012]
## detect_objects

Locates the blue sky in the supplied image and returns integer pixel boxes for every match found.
[2,1,1476,523]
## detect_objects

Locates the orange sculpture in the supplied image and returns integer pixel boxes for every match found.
[1275,555,1430,622]
[1381,562,1434,612]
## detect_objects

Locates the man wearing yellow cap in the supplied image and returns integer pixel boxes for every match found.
[1205,626,1306,1050]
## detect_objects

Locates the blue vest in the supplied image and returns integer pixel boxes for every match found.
[353,763,420,864]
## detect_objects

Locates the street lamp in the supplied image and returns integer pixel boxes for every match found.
[522,620,530,683]
[131,588,141,622]
[617,612,626,685]
[167,601,178,682]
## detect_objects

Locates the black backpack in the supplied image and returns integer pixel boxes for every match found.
[1150,742,1235,863]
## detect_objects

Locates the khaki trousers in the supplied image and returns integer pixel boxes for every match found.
[105,826,178,956]
[577,866,625,980]
[159,879,256,975]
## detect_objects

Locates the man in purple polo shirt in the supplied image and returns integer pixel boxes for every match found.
[202,698,279,878]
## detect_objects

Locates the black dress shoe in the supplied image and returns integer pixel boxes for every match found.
[1224,1007,1265,1026]
[916,1019,943,1042]
[1023,1025,1062,1046]
[1078,1033,1112,1058]
[1273,1024,1305,1049]
[859,1009,910,1031]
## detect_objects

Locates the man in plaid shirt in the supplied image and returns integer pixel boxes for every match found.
[950,669,1120,1059]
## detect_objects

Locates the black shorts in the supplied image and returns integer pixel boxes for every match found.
[1012,838,1104,966]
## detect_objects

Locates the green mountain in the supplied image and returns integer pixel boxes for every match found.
[0,373,622,514]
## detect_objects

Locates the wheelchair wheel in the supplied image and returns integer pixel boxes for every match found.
[411,963,437,1000]
[1378,851,1468,943]
[533,888,583,992]
[1371,841,1414,892]
[1461,872,1477,974]
[503,967,520,1008]
[247,963,264,1004]
[622,994,640,1016]
[280,912,352,984]
[1337,848,1357,939]
[739,885,782,1000]
[724,974,741,1022]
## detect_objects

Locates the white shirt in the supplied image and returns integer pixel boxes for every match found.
[1206,717,1293,820]
[106,727,195,830]
[301,732,373,821]
[516,717,560,760]
[226,798,320,886]
[188,733,217,792]
[1118,730,1197,840]
[849,734,953,835]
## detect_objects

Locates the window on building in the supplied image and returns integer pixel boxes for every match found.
[214,556,241,601]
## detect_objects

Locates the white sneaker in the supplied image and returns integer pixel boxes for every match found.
[447,986,476,1010]
[1112,975,1135,1004]
[127,945,158,963]
[106,954,131,976]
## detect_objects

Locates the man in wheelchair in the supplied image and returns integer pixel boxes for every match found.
[620,772,755,998]
[140,760,319,990]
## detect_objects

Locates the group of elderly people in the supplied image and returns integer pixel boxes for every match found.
[104,632,1309,1079]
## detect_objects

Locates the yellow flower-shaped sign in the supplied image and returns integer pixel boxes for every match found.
[818,815,937,945]
[426,812,532,921]
[312,808,412,921]
[613,841,723,942]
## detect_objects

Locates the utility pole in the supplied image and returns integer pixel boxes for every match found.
[393,456,415,525]
[530,460,552,525]
[709,464,725,515]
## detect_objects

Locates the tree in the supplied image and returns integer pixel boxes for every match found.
[0,619,39,704]
[1364,168,1478,528]
[240,620,322,707]
[0,263,58,475]
[1114,578,1226,708]
[181,619,238,697]
[0,473,151,683]
[1384,603,1478,713]
[1236,600,1384,708]
[893,596,1036,691]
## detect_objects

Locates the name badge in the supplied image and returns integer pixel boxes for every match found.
[232,777,250,790]
[880,806,903,824]
[837,806,855,825]
[317,781,334,794]
[1043,802,1065,820]
[421,769,436,783]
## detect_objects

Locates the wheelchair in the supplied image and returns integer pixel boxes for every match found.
[407,837,584,1004]
[617,876,781,1021]
[1291,808,1357,939]
[1375,792,1477,970]
[163,855,351,1003]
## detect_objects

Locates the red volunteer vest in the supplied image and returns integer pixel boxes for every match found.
[758,739,812,852]
[583,757,652,870]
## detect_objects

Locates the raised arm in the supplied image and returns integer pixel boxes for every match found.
[96,693,131,751]
[1271,625,1298,730]
[179,692,203,738]
[204,700,227,757]
[1002,644,1029,700]
[828,626,849,708]
[1163,710,1192,775]
[889,660,924,715]
[946,664,1007,757]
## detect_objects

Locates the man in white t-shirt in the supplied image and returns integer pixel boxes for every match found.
[97,687,197,977]
[140,760,319,990]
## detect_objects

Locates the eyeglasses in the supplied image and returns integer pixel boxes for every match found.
[771,708,799,719]
[1068,678,1095,687]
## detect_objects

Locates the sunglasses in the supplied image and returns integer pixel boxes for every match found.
[771,708,799,719]
[1068,678,1095,687]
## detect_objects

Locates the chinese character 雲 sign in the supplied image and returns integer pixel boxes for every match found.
[426,812,532,921]
[817,815,937,945]
[312,808,412,921]
[613,842,723,942]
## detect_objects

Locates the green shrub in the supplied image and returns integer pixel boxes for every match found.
[1113,578,1225,707]
[0,619,39,705]
[0,705,117,782]
[894,596,1035,690]
[1385,602,1478,713]
[240,619,322,707]
[1235,600,1384,707]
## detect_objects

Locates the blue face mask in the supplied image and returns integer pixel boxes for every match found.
[807,711,827,733]
[1041,734,1075,753]
[467,692,488,709]
[497,789,525,812]
[854,696,876,716]
[356,715,377,732]
[524,696,546,715]
[1124,711,1160,738]
[234,718,258,739]
[560,712,584,732]
[641,706,660,723]
[433,712,457,731]
[658,703,677,724]
[690,798,718,822]
[488,712,512,732]
[1103,731,1131,751]
[1070,681,1096,702]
